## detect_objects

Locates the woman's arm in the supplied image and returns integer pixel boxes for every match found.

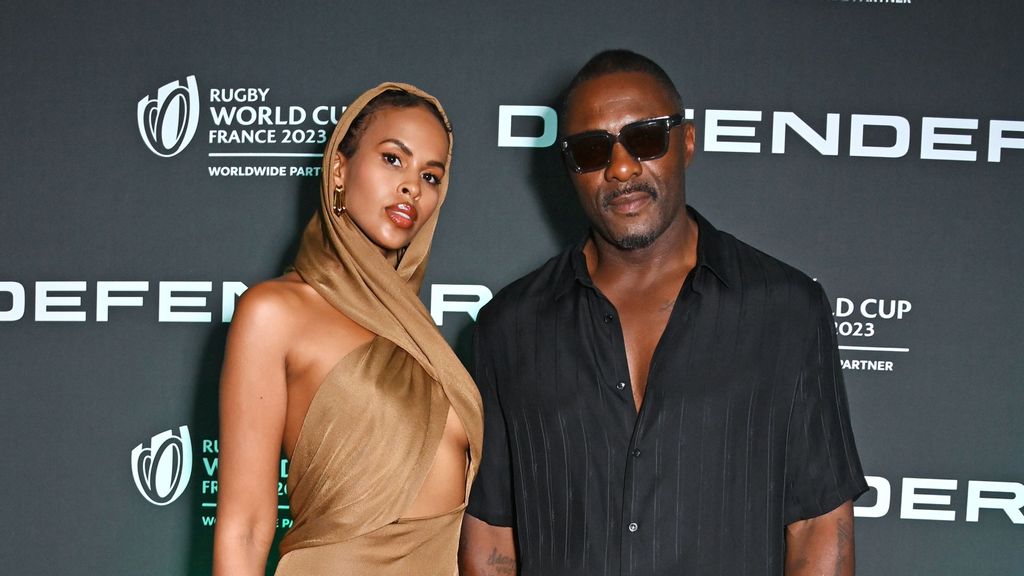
[213,285,291,576]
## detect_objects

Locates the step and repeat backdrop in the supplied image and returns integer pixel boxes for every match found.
[2,1,1021,575]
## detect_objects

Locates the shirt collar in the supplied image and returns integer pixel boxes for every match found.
[555,206,734,301]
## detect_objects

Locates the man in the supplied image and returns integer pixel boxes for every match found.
[459,50,867,576]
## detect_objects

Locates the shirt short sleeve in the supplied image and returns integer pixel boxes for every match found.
[784,284,869,524]
[466,313,515,527]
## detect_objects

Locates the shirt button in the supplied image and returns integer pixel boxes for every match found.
[603,313,614,323]
[632,449,641,458]
[616,381,626,390]
[628,522,638,533]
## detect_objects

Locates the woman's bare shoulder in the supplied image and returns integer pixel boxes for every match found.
[232,271,369,341]
[219,275,311,394]
[231,272,310,328]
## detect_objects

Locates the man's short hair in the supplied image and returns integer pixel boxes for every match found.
[563,49,684,120]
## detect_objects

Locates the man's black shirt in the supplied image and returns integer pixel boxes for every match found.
[467,208,868,576]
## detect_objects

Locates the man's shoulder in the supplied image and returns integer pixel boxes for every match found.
[477,247,574,327]
[713,225,827,304]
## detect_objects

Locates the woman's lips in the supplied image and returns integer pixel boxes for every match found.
[385,203,418,229]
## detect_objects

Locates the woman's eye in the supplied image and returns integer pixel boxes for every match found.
[383,153,401,167]
[423,173,441,186]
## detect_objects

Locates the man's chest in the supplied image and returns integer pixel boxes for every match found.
[494,301,801,434]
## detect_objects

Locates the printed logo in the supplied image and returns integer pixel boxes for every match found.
[137,76,200,157]
[132,425,193,505]
[0,281,490,326]
[132,78,343,176]
[833,296,912,373]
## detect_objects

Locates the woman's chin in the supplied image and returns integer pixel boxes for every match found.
[350,219,415,254]
[368,233,415,255]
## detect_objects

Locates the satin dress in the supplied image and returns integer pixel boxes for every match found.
[275,336,473,576]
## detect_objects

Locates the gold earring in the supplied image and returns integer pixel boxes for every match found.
[332,184,346,216]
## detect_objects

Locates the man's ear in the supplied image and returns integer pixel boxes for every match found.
[683,123,696,169]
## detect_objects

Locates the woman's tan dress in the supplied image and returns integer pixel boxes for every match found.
[274,83,482,576]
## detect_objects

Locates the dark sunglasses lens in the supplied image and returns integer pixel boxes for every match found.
[568,134,613,172]
[621,122,669,160]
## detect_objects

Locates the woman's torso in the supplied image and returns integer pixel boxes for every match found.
[272,272,471,574]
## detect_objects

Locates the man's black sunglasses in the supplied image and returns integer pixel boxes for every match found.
[560,114,685,174]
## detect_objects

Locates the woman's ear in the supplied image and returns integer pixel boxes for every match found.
[331,151,347,188]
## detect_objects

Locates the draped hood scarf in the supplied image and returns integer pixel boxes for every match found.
[290,81,482,511]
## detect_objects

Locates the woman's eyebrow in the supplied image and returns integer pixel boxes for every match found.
[380,138,446,172]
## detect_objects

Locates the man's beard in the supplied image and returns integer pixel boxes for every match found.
[597,182,670,250]
[613,229,660,250]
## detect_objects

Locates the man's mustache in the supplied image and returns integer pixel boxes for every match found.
[601,183,658,209]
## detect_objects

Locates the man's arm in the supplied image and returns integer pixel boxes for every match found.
[461,304,519,575]
[459,513,517,576]
[782,284,867,575]
[784,500,855,576]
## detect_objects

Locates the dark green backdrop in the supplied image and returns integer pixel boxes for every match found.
[2,1,1021,574]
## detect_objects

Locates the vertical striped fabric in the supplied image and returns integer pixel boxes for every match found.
[467,209,868,576]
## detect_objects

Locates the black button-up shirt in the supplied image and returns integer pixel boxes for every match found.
[468,208,868,576]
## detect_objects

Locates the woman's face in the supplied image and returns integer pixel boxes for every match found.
[332,105,449,252]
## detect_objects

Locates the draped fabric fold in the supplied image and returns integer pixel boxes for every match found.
[276,83,482,574]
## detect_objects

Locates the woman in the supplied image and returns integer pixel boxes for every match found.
[213,83,482,576]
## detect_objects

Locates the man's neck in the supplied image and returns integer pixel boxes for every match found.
[584,211,699,291]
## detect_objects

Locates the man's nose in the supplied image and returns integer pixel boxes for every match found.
[604,142,642,182]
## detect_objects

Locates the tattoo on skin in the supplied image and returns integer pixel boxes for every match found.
[485,546,515,576]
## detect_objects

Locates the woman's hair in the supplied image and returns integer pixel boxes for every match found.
[337,90,449,158]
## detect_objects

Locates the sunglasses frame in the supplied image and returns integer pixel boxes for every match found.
[560,114,685,174]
